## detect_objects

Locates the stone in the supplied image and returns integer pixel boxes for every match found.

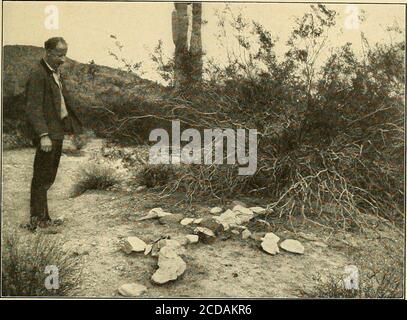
[231,230,240,235]
[172,236,189,246]
[241,229,252,240]
[223,206,255,226]
[261,239,279,255]
[279,239,305,254]
[233,225,248,231]
[213,209,239,230]
[249,206,267,214]
[180,218,194,226]
[261,232,280,255]
[193,218,203,224]
[231,200,247,208]
[154,208,173,218]
[135,186,147,192]
[144,244,152,255]
[118,283,147,297]
[151,246,187,284]
[210,207,223,215]
[157,239,185,255]
[185,235,199,244]
[159,214,184,224]
[194,227,216,244]
[262,232,280,243]
[136,207,171,221]
[122,236,147,254]
[199,217,224,235]
[232,205,254,216]
[136,212,158,221]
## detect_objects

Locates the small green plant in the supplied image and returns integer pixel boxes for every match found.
[1,230,82,296]
[72,161,122,196]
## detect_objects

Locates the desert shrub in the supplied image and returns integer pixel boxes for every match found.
[2,130,32,150]
[1,230,81,296]
[72,161,122,196]
[124,5,403,229]
[137,164,176,188]
[299,256,403,298]
[63,5,403,228]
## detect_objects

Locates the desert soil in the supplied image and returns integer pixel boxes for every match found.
[2,138,403,297]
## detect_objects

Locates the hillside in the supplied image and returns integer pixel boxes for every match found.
[2,45,167,144]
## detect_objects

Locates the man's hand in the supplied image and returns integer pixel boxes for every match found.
[40,135,52,152]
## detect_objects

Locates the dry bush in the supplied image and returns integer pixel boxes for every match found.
[153,6,404,229]
[137,164,176,188]
[97,5,404,229]
[299,254,403,298]
[71,161,123,197]
[1,230,81,296]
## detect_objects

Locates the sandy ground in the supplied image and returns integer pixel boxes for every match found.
[2,138,403,298]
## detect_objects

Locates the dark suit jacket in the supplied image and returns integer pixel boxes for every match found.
[25,59,83,140]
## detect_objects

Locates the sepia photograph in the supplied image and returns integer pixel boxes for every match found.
[0,0,405,301]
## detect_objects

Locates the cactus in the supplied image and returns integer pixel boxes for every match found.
[172,2,202,88]
[190,2,203,83]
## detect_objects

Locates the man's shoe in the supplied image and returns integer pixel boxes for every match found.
[19,222,37,232]
[20,216,40,232]
[37,219,63,229]
[37,220,50,228]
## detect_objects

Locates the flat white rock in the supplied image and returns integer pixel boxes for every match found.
[122,236,147,253]
[262,232,280,243]
[194,227,216,244]
[249,206,266,214]
[232,205,254,216]
[210,207,223,214]
[151,246,186,284]
[135,186,147,192]
[144,244,152,255]
[152,207,173,218]
[279,239,305,254]
[241,229,252,240]
[158,239,185,255]
[136,207,172,220]
[118,283,147,297]
[261,232,280,255]
[185,235,199,244]
[194,227,215,237]
[261,240,280,255]
[180,218,194,226]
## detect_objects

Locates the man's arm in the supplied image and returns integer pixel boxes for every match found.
[25,68,49,137]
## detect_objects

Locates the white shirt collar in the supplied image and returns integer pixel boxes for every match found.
[43,58,58,73]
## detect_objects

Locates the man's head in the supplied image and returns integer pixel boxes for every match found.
[44,37,68,70]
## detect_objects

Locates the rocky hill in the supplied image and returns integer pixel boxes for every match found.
[2,45,167,143]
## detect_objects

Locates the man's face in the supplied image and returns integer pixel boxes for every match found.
[45,42,68,70]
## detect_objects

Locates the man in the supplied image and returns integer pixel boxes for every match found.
[23,37,83,230]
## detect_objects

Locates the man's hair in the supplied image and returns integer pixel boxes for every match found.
[44,37,67,51]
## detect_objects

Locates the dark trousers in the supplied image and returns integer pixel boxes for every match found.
[30,138,63,222]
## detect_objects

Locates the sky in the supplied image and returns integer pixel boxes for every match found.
[3,1,405,83]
